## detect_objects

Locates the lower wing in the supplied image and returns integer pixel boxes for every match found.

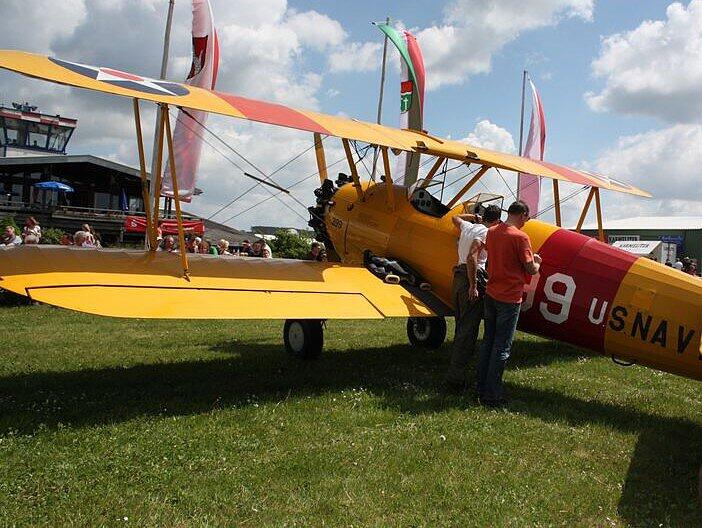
[0,246,449,319]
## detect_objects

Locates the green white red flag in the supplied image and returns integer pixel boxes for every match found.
[375,23,425,185]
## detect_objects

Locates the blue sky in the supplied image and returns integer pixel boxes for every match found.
[304,0,668,164]
[1,0,700,229]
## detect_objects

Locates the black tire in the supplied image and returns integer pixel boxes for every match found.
[283,319,324,360]
[407,317,447,350]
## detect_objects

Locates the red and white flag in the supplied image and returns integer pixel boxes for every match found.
[517,78,546,215]
[162,0,220,202]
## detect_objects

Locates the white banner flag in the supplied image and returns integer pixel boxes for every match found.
[517,78,546,215]
[162,0,219,202]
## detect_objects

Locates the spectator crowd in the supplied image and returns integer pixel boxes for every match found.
[154,231,330,261]
[156,233,277,258]
[1,216,332,262]
[1,217,105,248]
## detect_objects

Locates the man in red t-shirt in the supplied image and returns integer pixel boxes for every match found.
[472,200,541,406]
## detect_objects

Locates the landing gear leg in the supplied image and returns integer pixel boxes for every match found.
[407,317,447,350]
[283,319,324,359]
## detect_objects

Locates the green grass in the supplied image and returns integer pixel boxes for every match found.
[0,304,700,527]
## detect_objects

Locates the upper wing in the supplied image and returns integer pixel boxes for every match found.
[0,50,651,198]
[0,246,448,319]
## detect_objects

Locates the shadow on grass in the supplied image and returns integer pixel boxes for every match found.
[0,336,591,436]
[0,337,698,526]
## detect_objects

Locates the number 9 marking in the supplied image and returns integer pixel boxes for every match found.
[539,273,576,324]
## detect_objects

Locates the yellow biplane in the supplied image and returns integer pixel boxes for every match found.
[0,50,700,381]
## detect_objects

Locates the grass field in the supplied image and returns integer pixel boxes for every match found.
[0,303,700,527]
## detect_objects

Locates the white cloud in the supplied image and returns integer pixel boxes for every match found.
[461,119,516,153]
[328,42,382,73]
[419,0,593,89]
[285,10,346,51]
[450,120,521,205]
[326,1,592,88]
[595,123,702,199]
[0,0,87,53]
[578,2,702,224]
[0,0,354,229]
[585,0,702,123]
[542,124,702,227]
[214,0,288,26]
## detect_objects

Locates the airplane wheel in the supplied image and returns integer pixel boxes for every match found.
[284,319,324,360]
[407,317,446,350]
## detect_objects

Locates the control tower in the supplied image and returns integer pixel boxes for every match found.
[0,102,77,157]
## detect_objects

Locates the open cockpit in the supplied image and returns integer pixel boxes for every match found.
[408,176,504,219]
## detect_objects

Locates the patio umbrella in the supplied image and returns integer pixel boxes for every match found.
[33,181,74,192]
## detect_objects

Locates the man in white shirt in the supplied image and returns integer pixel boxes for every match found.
[445,204,502,391]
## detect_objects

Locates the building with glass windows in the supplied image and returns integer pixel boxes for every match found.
[0,103,152,244]
[0,102,76,156]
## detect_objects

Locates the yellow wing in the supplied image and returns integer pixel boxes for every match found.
[0,50,650,197]
[0,246,446,319]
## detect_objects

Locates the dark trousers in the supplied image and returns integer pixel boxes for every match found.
[447,265,484,384]
[476,294,521,402]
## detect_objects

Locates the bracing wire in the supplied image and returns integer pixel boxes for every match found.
[534,185,589,219]
[206,138,325,221]
[495,168,519,202]
[172,105,587,227]
[176,108,312,222]
[165,109,306,222]
[220,153,353,224]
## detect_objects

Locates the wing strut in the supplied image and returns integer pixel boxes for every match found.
[552,180,562,226]
[314,132,328,184]
[446,166,490,209]
[132,98,154,245]
[163,103,191,279]
[380,146,395,211]
[593,187,605,242]
[150,106,167,249]
[341,138,364,200]
[419,156,447,189]
[574,186,605,241]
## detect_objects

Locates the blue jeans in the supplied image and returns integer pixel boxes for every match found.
[477,294,521,402]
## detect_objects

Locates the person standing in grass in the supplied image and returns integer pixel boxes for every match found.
[445,204,501,392]
[474,200,541,407]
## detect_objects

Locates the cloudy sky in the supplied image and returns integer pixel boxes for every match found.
[1,0,700,229]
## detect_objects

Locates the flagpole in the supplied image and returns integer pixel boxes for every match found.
[516,69,528,198]
[518,69,527,157]
[371,16,390,180]
[147,0,176,248]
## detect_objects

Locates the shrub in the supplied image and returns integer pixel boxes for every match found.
[41,227,65,245]
[0,215,20,235]
[268,229,311,260]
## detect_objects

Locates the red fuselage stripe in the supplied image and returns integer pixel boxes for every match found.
[518,228,639,352]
